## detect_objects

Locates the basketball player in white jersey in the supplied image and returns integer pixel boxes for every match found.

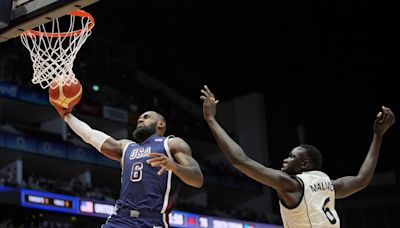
[200,85,395,228]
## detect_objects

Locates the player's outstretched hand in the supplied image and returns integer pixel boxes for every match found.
[146,152,176,175]
[49,98,73,119]
[373,106,395,137]
[200,85,219,122]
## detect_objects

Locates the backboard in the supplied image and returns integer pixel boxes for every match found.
[0,0,100,43]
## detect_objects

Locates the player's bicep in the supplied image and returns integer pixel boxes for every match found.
[235,158,298,192]
[173,150,199,167]
[169,138,199,167]
[332,176,364,199]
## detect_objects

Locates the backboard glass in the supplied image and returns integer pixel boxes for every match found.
[0,0,100,43]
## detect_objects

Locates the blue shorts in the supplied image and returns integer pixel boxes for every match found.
[101,208,169,228]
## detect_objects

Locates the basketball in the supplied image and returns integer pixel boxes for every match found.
[49,78,83,109]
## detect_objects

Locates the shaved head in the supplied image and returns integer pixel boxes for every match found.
[152,111,166,125]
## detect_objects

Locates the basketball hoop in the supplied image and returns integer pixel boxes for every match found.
[20,10,95,89]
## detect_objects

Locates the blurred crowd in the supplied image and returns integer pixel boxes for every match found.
[0,39,274,225]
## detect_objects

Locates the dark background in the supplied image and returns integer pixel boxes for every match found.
[88,0,396,100]
[83,0,398,177]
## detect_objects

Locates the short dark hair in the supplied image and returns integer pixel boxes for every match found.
[300,144,323,170]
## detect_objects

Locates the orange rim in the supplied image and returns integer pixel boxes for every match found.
[24,9,95,37]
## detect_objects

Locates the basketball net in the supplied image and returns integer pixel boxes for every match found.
[20,10,95,89]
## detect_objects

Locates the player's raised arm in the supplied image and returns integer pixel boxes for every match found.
[332,106,395,198]
[200,85,298,192]
[50,98,126,162]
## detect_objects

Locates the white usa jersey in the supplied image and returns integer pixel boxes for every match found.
[279,170,340,228]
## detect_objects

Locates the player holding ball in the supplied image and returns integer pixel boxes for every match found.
[49,81,203,228]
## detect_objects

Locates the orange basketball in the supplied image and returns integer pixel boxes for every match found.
[49,78,83,109]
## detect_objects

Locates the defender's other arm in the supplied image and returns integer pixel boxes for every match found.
[333,106,395,198]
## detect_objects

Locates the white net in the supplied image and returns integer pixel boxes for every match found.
[20,10,94,89]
